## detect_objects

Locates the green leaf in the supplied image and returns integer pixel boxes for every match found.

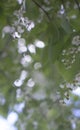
[61,16,73,33]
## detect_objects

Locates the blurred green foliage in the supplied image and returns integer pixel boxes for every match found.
[0,0,80,130]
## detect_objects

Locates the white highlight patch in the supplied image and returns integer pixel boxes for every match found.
[35,40,45,48]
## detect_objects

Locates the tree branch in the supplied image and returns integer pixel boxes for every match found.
[0,35,12,60]
[32,0,51,21]
[74,0,80,11]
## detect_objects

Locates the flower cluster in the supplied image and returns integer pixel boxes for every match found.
[61,35,80,69]
[2,0,34,39]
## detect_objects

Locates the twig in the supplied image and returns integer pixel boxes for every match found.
[32,0,51,21]
[61,0,66,10]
